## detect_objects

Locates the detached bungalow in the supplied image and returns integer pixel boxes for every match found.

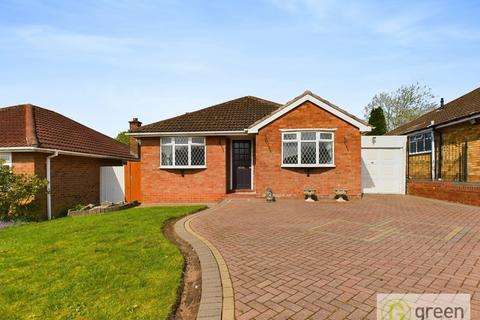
[128,91,371,203]
[0,104,134,219]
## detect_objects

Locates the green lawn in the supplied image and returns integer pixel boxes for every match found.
[0,205,205,320]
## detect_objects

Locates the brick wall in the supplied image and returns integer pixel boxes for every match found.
[49,155,122,216]
[255,101,362,199]
[11,152,37,174]
[11,152,47,218]
[11,152,122,219]
[408,180,480,206]
[139,136,227,203]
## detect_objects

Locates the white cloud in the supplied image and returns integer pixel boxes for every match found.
[10,25,140,55]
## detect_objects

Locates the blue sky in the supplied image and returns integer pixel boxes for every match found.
[1,0,479,137]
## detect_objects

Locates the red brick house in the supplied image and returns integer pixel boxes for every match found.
[128,91,371,203]
[0,104,134,219]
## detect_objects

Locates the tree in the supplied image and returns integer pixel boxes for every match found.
[363,83,437,131]
[116,131,129,145]
[367,107,387,135]
[0,162,48,220]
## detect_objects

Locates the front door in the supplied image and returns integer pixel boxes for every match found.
[232,140,252,190]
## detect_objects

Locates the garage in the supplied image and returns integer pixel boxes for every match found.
[361,136,407,194]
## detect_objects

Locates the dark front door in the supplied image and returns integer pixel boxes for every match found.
[232,140,252,190]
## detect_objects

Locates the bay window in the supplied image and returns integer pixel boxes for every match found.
[160,137,206,168]
[282,131,334,167]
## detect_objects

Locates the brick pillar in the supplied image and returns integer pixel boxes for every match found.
[128,118,142,158]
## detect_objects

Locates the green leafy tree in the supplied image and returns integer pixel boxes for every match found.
[116,131,129,145]
[363,83,437,131]
[0,162,48,220]
[367,107,388,135]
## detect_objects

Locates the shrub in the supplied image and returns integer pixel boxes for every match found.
[367,107,388,135]
[0,163,48,220]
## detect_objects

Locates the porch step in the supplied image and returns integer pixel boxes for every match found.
[225,190,258,198]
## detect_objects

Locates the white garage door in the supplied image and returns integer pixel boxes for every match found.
[361,136,406,194]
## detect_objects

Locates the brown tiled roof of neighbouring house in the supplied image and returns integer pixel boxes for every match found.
[130,96,282,133]
[388,86,480,135]
[0,104,134,160]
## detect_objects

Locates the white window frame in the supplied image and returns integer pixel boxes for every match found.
[408,131,433,155]
[0,152,12,168]
[160,137,207,169]
[281,130,335,168]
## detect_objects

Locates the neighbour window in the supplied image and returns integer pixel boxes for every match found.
[0,153,12,168]
[408,132,432,155]
[160,137,206,168]
[282,131,334,167]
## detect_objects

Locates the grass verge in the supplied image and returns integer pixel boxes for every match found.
[0,205,205,320]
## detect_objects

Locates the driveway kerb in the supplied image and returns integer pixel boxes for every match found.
[175,200,235,320]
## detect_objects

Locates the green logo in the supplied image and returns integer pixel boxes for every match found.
[381,298,412,320]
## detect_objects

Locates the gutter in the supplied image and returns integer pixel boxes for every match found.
[400,113,480,135]
[46,151,59,220]
[0,147,135,161]
[434,113,480,129]
[126,130,248,137]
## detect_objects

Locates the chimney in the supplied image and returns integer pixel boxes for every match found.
[25,104,39,147]
[128,118,142,158]
[440,98,444,109]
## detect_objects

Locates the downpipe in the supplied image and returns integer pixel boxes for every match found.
[46,151,59,220]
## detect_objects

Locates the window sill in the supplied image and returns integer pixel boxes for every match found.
[159,166,207,170]
[409,151,431,155]
[281,164,336,168]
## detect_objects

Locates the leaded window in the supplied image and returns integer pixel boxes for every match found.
[161,137,206,168]
[282,131,335,167]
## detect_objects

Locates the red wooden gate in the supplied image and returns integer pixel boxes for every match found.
[125,162,141,202]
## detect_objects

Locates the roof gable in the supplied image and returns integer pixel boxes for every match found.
[248,91,371,133]
[388,86,480,135]
[0,104,134,160]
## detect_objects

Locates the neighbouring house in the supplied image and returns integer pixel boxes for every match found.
[388,86,480,206]
[0,104,135,219]
[128,91,371,203]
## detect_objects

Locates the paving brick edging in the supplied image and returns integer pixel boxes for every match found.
[174,200,235,320]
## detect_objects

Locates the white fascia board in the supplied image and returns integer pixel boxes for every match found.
[434,114,480,129]
[248,95,372,133]
[406,128,433,136]
[127,130,247,137]
[0,147,134,161]
[279,128,337,132]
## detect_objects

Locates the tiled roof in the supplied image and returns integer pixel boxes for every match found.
[131,96,282,133]
[0,104,134,160]
[388,87,480,135]
[131,93,369,134]
[0,105,27,147]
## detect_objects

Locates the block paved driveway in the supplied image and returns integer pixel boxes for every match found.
[190,195,480,319]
